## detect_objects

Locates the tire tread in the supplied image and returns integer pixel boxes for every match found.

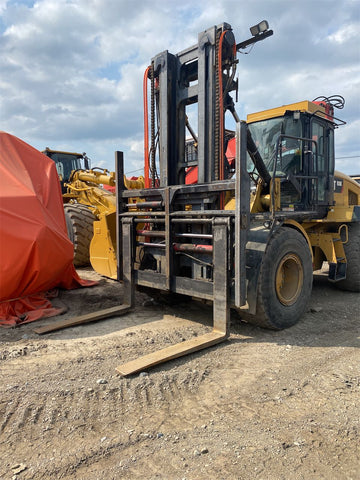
[64,204,96,267]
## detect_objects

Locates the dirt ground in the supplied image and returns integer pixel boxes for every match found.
[0,267,359,480]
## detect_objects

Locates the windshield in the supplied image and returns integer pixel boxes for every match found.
[51,153,83,182]
[247,115,302,176]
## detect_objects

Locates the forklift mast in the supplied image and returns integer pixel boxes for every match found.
[114,22,270,374]
[146,22,238,188]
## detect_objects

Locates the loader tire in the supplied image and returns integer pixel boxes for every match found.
[336,222,360,292]
[245,227,313,330]
[64,204,96,267]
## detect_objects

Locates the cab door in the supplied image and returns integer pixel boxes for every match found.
[310,118,334,207]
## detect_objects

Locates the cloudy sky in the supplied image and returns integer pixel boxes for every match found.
[1,0,359,175]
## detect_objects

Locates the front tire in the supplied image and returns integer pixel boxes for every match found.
[64,204,96,267]
[247,227,313,329]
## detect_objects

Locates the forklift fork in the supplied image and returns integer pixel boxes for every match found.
[115,217,230,376]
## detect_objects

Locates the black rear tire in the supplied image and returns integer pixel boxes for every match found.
[336,222,360,292]
[244,227,313,330]
[64,204,96,267]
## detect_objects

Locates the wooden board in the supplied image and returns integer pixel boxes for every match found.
[34,304,131,334]
[116,331,227,376]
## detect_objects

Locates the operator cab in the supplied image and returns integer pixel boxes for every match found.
[42,148,90,193]
[247,99,344,216]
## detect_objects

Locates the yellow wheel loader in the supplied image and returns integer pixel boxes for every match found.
[62,167,144,278]
[43,148,143,277]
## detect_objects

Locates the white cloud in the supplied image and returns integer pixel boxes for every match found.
[327,23,359,44]
[0,0,8,14]
[130,139,144,155]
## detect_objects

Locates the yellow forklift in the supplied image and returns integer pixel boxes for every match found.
[113,21,359,374]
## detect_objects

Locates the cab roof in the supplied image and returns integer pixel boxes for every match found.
[42,148,84,157]
[247,100,327,124]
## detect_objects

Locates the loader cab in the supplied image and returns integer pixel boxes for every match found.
[247,101,336,215]
[42,148,90,194]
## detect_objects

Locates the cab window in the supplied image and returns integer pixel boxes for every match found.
[312,120,326,201]
[247,113,302,177]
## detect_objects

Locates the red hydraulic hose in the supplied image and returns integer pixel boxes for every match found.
[218,30,227,184]
[143,66,151,188]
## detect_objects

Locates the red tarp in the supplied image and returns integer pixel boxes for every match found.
[0,132,95,326]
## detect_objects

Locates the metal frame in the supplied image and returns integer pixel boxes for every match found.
[114,24,252,374]
[115,120,250,374]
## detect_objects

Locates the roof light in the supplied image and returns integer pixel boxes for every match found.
[250,20,269,37]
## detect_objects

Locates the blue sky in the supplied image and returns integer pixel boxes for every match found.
[1,0,359,175]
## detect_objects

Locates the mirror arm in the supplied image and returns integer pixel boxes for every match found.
[236,30,273,51]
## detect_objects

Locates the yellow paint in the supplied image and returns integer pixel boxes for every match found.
[284,219,313,261]
[247,100,326,124]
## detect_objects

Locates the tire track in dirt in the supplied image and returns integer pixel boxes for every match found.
[0,371,213,479]
[0,398,21,434]
[0,370,207,441]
